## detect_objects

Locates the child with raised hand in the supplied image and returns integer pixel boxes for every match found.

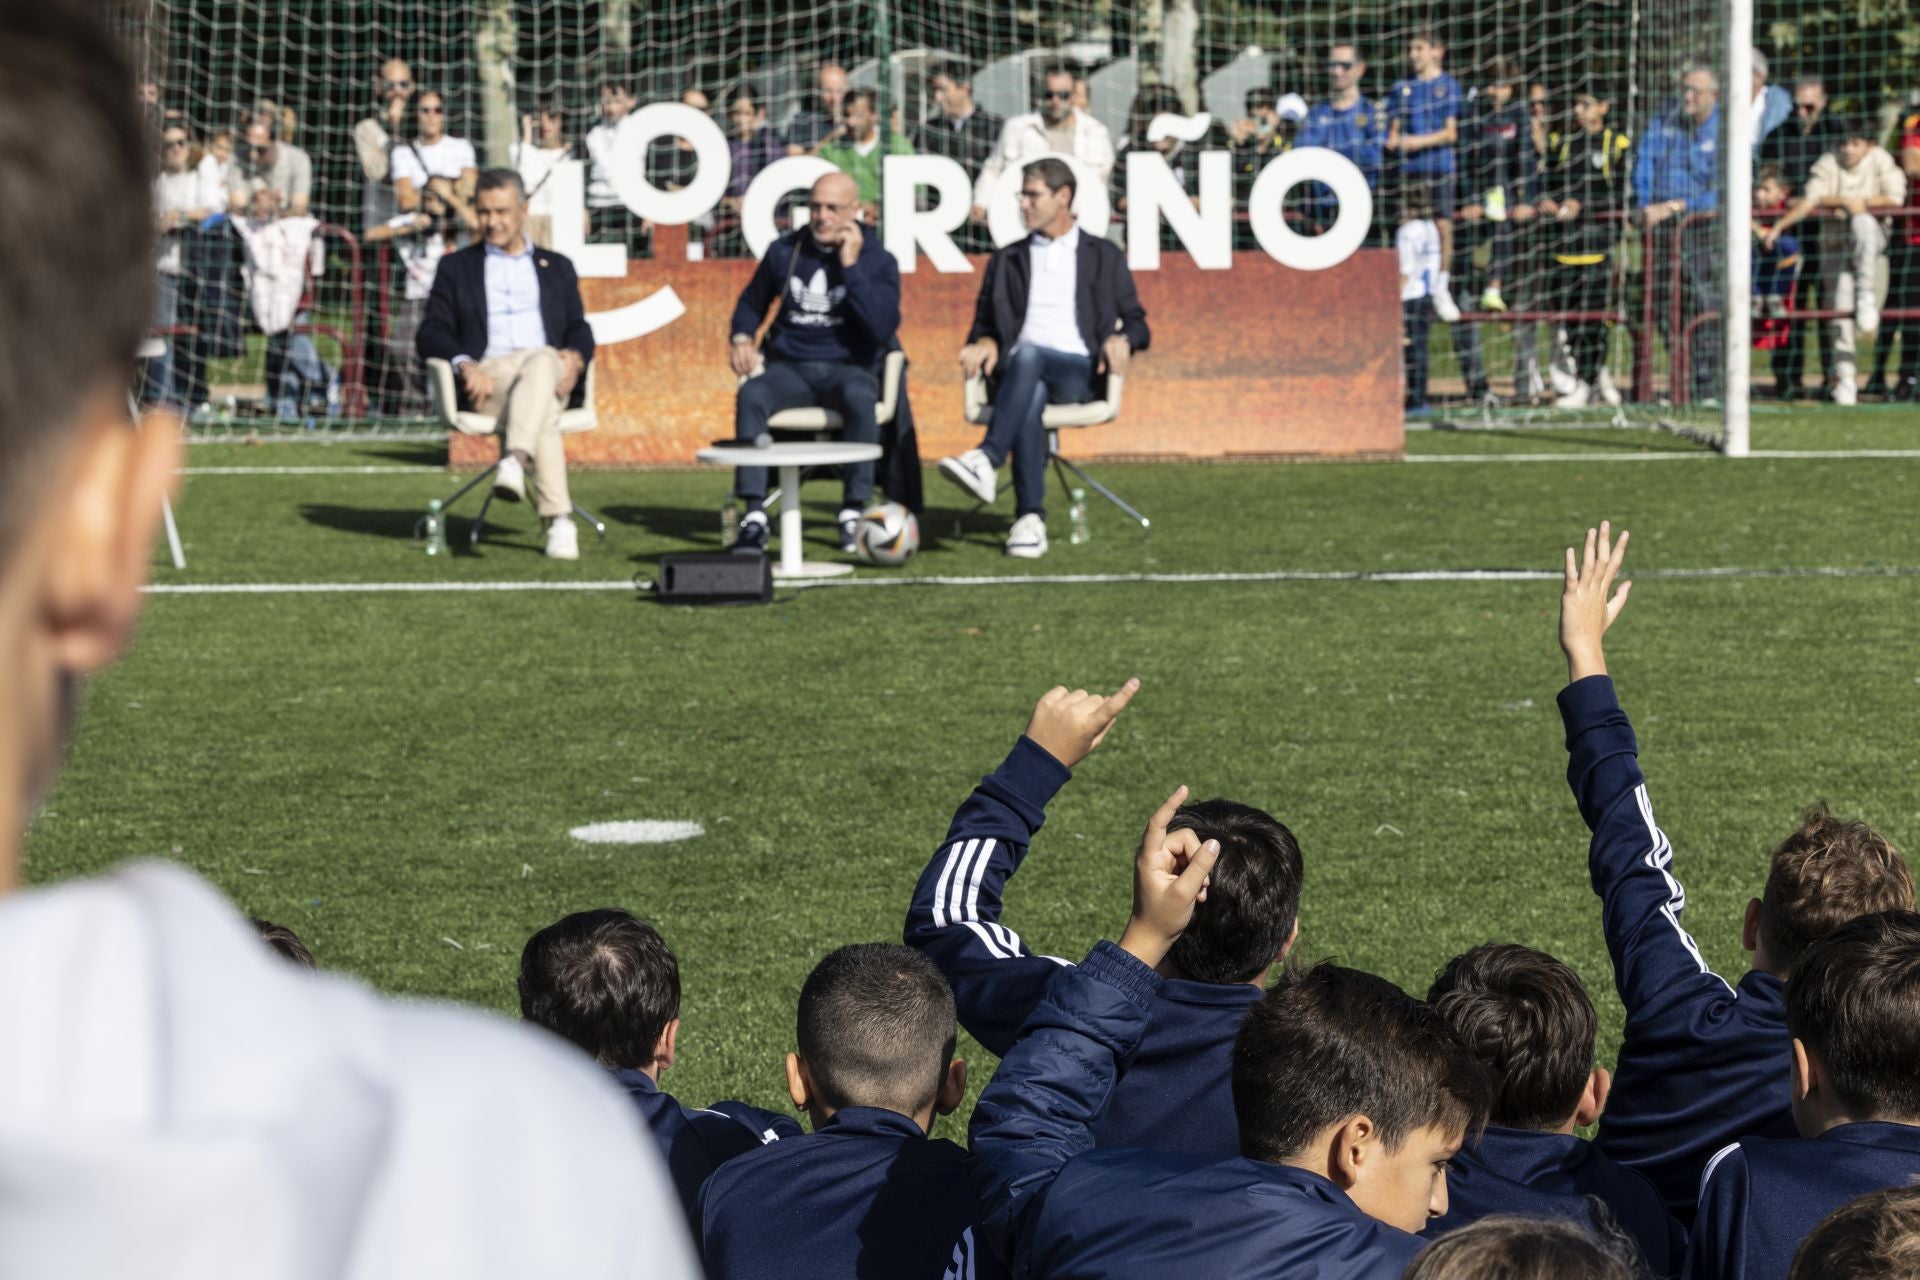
[1556,522,1912,1224]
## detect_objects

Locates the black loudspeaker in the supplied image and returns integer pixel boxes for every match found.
[653,552,773,605]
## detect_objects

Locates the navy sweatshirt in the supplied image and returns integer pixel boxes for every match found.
[727,228,901,368]
[970,941,1423,1280]
[904,736,1262,1157]
[615,1069,801,1231]
[1560,676,1796,1223]
[1687,1121,1920,1280]
[699,1106,1006,1280]
[1423,1126,1684,1277]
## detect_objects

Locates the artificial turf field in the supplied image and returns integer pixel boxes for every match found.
[24,406,1920,1141]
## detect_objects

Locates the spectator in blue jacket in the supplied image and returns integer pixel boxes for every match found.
[1556,521,1914,1226]
[1786,1184,1920,1280]
[726,170,902,555]
[1689,910,1920,1280]
[1633,64,1723,400]
[1422,943,1682,1275]
[700,944,1003,1279]
[1407,1216,1638,1280]
[518,909,801,1231]
[969,788,1490,1279]
[904,678,1302,1157]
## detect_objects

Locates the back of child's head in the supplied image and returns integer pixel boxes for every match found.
[1402,181,1435,223]
[1232,962,1489,1162]
[250,916,317,969]
[796,943,956,1116]
[1785,909,1920,1122]
[1164,799,1302,984]
[1427,943,1596,1131]
[1756,163,1786,198]
[1406,1216,1636,1280]
[1762,805,1912,971]
[518,907,679,1070]
[1788,1185,1920,1280]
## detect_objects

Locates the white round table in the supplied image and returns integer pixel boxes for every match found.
[695,441,885,580]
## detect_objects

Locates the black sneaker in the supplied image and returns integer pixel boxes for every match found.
[734,513,768,554]
[1864,375,1889,398]
[1892,377,1919,404]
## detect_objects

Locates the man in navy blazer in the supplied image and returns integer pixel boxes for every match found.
[418,168,595,559]
[938,157,1149,560]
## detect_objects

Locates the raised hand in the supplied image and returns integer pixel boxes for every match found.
[1024,678,1140,769]
[1118,785,1221,969]
[1560,519,1632,682]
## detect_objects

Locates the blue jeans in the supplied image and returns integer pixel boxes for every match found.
[733,359,880,509]
[982,344,1094,518]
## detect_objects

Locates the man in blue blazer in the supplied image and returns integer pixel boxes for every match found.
[418,168,595,559]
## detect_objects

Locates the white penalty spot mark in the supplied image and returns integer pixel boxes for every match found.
[570,819,705,845]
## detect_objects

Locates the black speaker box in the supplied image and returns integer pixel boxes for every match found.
[654,552,774,605]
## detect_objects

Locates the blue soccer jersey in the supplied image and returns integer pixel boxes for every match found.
[1298,98,1385,190]
[1389,73,1462,176]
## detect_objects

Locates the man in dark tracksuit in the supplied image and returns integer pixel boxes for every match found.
[1556,521,1914,1228]
[700,944,1005,1280]
[1539,86,1632,402]
[1687,911,1920,1280]
[904,679,1300,1157]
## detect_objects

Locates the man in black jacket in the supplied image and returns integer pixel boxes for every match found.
[417,168,594,559]
[938,158,1149,560]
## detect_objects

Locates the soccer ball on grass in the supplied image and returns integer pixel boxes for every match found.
[853,502,919,566]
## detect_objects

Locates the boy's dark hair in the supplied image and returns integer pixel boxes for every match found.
[518,908,680,1070]
[1402,181,1435,221]
[797,943,956,1116]
[1756,163,1786,188]
[1427,943,1596,1131]
[1405,1215,1635,1280]
[1232,962,1490,1162]
[1761,804,1912,971]
[1408,27,1444,48]
[1832,116,1875,143]
[927,59,972,87]
[1164,800,1303,984]
[1486,57,1524,87]
[251,917,317,969]
[1022,156,1077,201]
[0,0,154,557]
[843,88,876,113]
[1785,909,1920,1121]
[1788,1185,1920,1280]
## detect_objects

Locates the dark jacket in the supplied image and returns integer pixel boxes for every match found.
[614,1070,800,1235]
[1688,1121,1920,1280]
[699,1106,1005,1280]
[728,228,901,370]
[1560,676,1796,1225]
[917,107,1004,179]
[967,228,1151,359]
[415,241,595,410]
[904,737,1259,1157]
[970,942,1423,1279]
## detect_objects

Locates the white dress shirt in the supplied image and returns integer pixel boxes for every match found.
[481,240,547,359]
[1014,223,1088,357]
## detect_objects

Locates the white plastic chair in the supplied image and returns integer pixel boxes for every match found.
[961,369,1147,538]
[426,356,605,550]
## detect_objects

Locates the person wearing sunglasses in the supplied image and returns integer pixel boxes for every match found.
[1297,44,1386,235]
[143,124,216,409]
[352,57,415,232]
[393,89,477,221]
[225,113,310,217]
[972,63,1115,221]
[1758,76,1842,400]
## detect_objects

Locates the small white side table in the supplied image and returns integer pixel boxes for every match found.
[695,441,884,580]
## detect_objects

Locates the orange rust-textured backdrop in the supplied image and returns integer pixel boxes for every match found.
[450,229,1404,470]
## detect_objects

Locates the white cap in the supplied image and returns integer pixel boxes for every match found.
[1276,92,1309,123]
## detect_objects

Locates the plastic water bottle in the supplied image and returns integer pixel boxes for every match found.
[420,499,448,557]
[720,497,740,549]
[1068,489,1090,545]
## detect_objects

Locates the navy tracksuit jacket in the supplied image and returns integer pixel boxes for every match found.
[615,1069,801,1230]
[1561,677,1796,1223]
[905,736,1261,1157]
[699,1106,1006,1280]
[1423,1125,1684,1277]
[1687,1121,1920,1280]
[970,941,1423,1280]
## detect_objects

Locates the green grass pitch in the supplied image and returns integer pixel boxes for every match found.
[24,407,1920,1141]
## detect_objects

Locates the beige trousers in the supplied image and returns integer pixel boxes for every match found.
[478,346,571,517]
[1820,212,1888,377]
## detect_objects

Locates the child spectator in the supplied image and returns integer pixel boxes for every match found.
[1459,58,1536,315]
[1423,943,1681,1275]
[1787,1184,1920,1279]
[904,679,1303,1157]
[1556,521,1915,1225]
[1539,81,1632,408]
[699,944,1000,1279]
[1752,165,1801,320]
[520,909,801,1230]
[969,789,1489,1279]
[1689,910,1920,1280]
[1399,182,1443,411]
[1387,29,1465,321]
[1407,1216,1638,1280]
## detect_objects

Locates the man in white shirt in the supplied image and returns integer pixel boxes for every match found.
[1765,118,1910,403]
[971,64,1116,222]
[391,89,478,218]
[0,6,700,1276]
[940,158,1148,559]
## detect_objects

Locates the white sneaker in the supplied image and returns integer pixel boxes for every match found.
[1005,512,1048,559]
[1833,378,1858,406]
[1857,291,1880,337]
[493,453,527,503]
[1555,384,1593,409]
[1597,369,1624,407]
[939,449,997,505]
[544,515,579,560]
[1431,275,1462,323]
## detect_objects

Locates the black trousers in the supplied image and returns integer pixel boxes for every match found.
[1554,259,1613,389]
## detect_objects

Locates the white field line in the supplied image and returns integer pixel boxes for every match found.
[142,564,1920,596]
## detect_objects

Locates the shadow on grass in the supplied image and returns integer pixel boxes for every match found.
[350,442,447,467]
[299,502,541,556]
